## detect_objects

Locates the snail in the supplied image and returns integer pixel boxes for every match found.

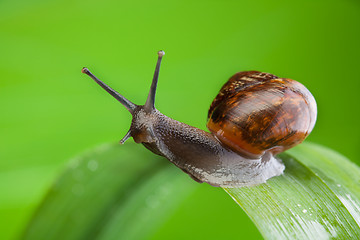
[82,50,317,187]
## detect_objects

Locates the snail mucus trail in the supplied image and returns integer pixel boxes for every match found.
[82,50,317,188]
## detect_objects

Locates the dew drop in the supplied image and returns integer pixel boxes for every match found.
[87,160,98,172]
[302,209,307,213]
[69,158,81,169]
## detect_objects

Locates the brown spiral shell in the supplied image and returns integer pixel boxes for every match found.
[207,71,317,159]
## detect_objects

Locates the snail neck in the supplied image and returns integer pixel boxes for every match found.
[128,106,228,160]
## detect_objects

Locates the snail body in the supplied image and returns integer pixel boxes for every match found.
[82,51,317,187]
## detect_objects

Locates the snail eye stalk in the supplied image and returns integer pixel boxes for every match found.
[81,67,137,114]
[144,50,165,113]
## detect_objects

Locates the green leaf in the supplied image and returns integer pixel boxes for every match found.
[225,142,360,239]
[22,142,360,240]
[21,143,198,240]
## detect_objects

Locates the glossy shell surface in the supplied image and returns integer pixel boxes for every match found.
[207,71,317,158]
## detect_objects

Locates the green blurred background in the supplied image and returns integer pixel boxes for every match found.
[1,0,359,239]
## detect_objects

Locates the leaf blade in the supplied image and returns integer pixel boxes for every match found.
[225,143,360,239]
[22,142,360,240]
[22,143,198,240]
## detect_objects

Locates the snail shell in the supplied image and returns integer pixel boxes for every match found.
[207,71,317,159]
